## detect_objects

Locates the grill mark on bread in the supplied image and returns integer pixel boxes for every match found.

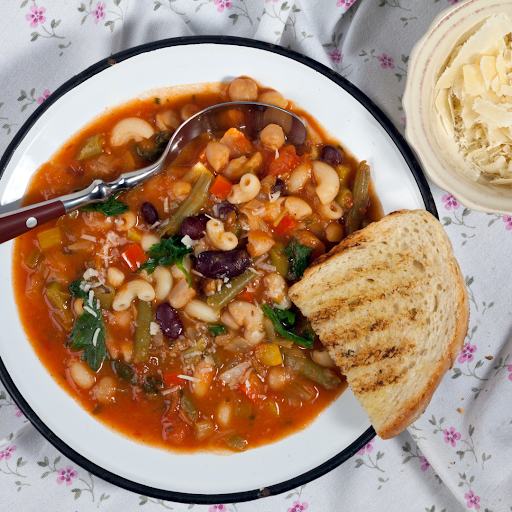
[352,370,405,393]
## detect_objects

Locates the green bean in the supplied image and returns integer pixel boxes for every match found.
[180,388,198,423]
[77,134,105,160]
[159,170,214,237]
[206,270,257,309]
[281,347,341,390]
[25,248,43,269]
[345,161,370,236]
[45,281,72,328]
[269,243,289,279]
[133,300,152,364]
[226,435,247,452]
[93,284,115,310]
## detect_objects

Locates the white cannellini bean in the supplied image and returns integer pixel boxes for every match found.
[191,359,216,398]
[168,278,196,309]
[205,141,230,172]
[311,349,336,368]
[285,162,311,194]
[69,360,95,390]
[94,376,117,404]
[228,300,265,345]
[184,299,220,323]
[216,401,234,429]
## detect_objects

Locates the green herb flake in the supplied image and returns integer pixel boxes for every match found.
[208,323,228,336]
[285,238,314,279]
[139,235,193,282]
[260,304,314,349]
[136,131,170,161]
[81,192,130,217]
[155,97,161,104]
[66,281,108,372]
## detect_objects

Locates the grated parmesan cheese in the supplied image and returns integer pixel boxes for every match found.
[435,13,512,182]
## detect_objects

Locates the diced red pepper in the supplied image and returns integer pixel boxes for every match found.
[238,371,266,403]
[266,145,301,177]
[163,370,183,387]
[210,175,233,199]
[237,288,254,302]
[121,243,148,271]
[274,213,297,236]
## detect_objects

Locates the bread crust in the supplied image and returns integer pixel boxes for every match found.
[289,209,470,439]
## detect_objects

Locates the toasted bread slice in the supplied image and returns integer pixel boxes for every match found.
[289,209,469,439]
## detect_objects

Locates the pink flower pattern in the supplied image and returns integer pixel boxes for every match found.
[14,405,23,418]
[93,2,106,24]
[419,456,430,472]
[288,501,309,512]
[448,0,460,4]
[37,89,50,104]
[327,49,342,64]
[265,0,279,3]
[465,490,481,509]
[56,465,78,486]
[357,438,375,455]
[25,5,46,28]
[508,364,512,382]
[442,194,460,210]
[209,506,226,512]
[443,427,461,447]
[0,445,17,461]
[214,0,232,12]
[458,343,477,364]
[337,0,355,9]
[503,216,512,230]
[377,53,394,69]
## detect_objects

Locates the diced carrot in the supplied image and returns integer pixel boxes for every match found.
[274,213,297,236]
[210,175,233,199]
[296,230,326,262]
[121,243,148,271]
[237,288,254,302]
[163,370,183,387]
[220,127,252,157]
[266,145,300,177]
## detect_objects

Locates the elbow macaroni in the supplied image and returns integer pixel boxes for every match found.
[112,279,156,311]
[227,174,261,204]
[206,219,238,251]
[153,266,173,301]
[312,160,340,205]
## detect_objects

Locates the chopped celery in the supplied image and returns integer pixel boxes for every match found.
[37,227,61,250]
[93,284,115,310]
[180,388,198,423]
[25,248,43,269]
[126,229,142,242]
[133,300,152,364]
[269,243,289,278]
[194,419,214,440]
[45,281,72,327]
[281,347,341,390]
[226,435,247,452]
[234,399,253,418]
[77,134,105,161]
[335,164,351,187]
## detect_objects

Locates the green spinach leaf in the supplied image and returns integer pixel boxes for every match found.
[285,238,314,279]
[81,192,130,216]
[208,323,228,336]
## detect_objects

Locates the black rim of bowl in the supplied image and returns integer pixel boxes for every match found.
[0,35,438,504]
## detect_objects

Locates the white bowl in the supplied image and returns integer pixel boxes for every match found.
[404,0,512,215]
[0,37,434,503]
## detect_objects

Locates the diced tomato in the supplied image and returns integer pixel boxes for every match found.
[238,371,266,403]
[121,243,148,271]
[266,145,300,177]
[274,213,297,236]
[163,370,183,387]
[210,175,233,199]
[220,127,252,157]
[237,287,254,302]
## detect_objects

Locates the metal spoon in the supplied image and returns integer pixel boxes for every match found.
[0,102,307,244]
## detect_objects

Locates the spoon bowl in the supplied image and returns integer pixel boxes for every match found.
[0,101,306,244]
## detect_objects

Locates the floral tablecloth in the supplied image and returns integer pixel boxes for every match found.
[1,0,512,510]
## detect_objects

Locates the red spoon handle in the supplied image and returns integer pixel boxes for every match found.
[0,200,66,244]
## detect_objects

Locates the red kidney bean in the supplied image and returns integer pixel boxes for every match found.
[156,303,183,340]
[196,249,251,279]
[217,201,236,221]
[140,202,159,225]
[180,214,208,240]
[321,145,344,167]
